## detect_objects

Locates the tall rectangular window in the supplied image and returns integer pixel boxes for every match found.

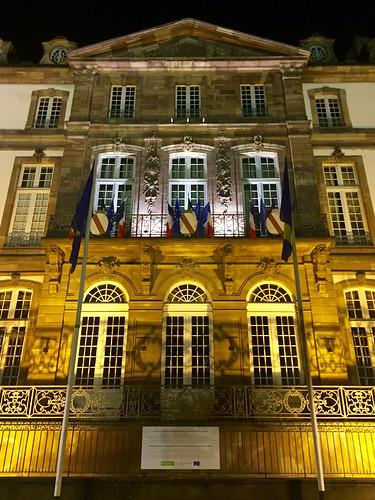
[34,97,62,128]
[324,164,368,245]
[175,85,200,118]
[0,289,31,385]
[345,289,375,385]
[8,165,53,246]
[170,155,206,209]
[109,86,136,118]
[241,85,266,117]
[315,95,343,127]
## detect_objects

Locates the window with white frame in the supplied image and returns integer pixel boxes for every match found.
[345,289,375,385]
[324,163,368,244]
[75,283,129,388]
[8,164,53,245]
[240,85,267,117]
[175,85,200,118]
[96,155,134,234]
[162,284,213,389]
[34,96,62,128]
[0,289,31,385]
[315,95,343,127]
[247,283,302,386]
[169,154,206,209]
[108,85,136,118]
[242,154,280,235]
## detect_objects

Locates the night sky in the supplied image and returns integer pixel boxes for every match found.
[2,0,375,63]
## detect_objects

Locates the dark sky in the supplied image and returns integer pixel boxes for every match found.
[2,0,375,63]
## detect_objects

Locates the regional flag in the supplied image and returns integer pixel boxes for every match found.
[280,159,293,262]
[116,200,126,238]
[68,165,94,273]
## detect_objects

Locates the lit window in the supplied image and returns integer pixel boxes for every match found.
[345,289,375,385]
[162,284,213,389]
[109,85,136,118]
[323,164,369,245]
[247,284,302,385]
[7,165,53,246]
[169,154,206,209]
[76,284,129,388]
[241,85,266,117]
[315,95,343,127]
[0,289,31,385]
[34,96,62,128]
[175,85,200,118]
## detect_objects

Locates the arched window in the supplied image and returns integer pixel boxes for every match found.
[0,289,32,385]
[162,284,213,389]
[75,283,128,388]
[345,288,375,385]
[247,283,302,386]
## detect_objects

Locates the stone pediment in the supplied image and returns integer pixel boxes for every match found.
[68,18,309,64]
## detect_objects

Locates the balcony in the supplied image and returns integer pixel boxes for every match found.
[0,385,374,420]
[45,212,328,239]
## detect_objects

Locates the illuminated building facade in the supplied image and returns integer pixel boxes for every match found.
[0,18,374,499]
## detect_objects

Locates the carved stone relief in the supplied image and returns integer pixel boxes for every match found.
[311,244,329,293]
[216,133,232,211]
[143,134,161,212]
[48,245,65,294]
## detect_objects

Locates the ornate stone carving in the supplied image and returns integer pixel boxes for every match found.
[280,64,304,76]
[143,134,161,212]
[33,148,45,162]
[48,245,65,294]
[141,244,153,294]
[182,135,194,151]
[216,133,232,211]
[71,65,98,76]
[311,244,329,293]
[257,257,280,277]
[332,147,345,160]
[112,135,126,152]
[250,134,264,152]
[0,39,15,63]
[223,244,234,294]
[177,258,199,278]
[98,256,120,279]
[356,270,366,285]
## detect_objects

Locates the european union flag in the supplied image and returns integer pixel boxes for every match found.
[69,165,94,273]
[280,158,293,262]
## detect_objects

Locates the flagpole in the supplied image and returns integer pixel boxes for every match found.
[54,161,97,497]
[285,161,325,498]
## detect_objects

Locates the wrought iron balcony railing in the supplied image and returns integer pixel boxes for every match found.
[0,385,374,420]
[45,212,329,239]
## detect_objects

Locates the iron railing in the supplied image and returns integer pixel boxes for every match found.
[0,385,374,420]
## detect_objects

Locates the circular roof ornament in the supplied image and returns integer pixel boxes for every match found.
[309,45,327,62]
[50,47,68,64]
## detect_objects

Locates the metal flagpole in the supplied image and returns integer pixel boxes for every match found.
[287,164,326,498]
[54,161,97,497]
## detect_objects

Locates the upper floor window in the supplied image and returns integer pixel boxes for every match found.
[108,85,136,118]
[345,289,375,385]
[247,283,302,386]
[7,164,54,246]
[76,283,128,388]
[241,84,266,117]
[26,89,69,130]
[95,155,134,236]
[169,154,207,209]
[0,289,32,385]
[324,163,369,245]
[242,154,280,236]
[162,284,213,389]
[308,88,351,129]
[175,85,200,118]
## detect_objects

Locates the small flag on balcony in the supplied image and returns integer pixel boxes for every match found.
[201,202,214,238]
[280,159,293,262]
[68,165,94,273]
[166,202,174,237]
[248,203,256,239]
[172,199,182,237]
[259,198,268,236]
[116,200,126,238]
